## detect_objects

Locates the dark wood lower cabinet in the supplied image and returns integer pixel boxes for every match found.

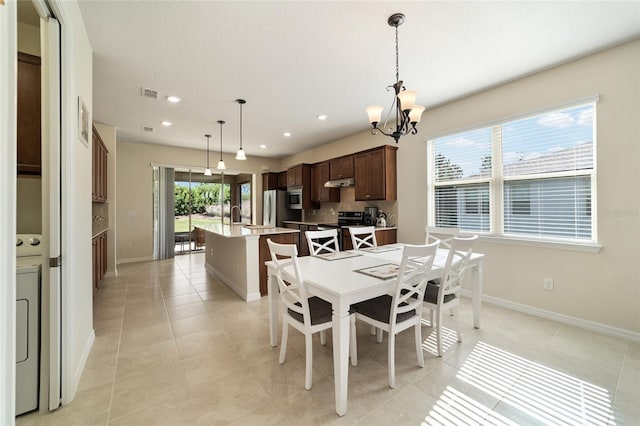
[342,228,397,250]
[92,232,107,294]
[258,232,295,296]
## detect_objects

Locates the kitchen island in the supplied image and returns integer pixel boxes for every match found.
[195,223,299,301]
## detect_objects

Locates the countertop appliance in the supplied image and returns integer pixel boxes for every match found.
[264,189,300,227]
[376,211,387,228]
[318,211,364,250]
[16,234,42,416]
[363,207,378,226]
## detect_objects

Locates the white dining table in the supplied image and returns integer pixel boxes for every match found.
[265,243,484,416]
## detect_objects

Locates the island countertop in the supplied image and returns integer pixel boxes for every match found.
[195,223,299,238]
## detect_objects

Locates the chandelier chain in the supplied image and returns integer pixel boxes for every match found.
[395,25,400,84]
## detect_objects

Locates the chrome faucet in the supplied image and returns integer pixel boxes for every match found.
[230,205,242,225]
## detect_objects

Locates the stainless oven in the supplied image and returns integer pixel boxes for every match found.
[287,187,303,210]
[318,211,364,250]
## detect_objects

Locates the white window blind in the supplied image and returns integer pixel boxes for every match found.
[430,102,596,242]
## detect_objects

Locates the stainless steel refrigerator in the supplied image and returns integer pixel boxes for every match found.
[263,190,299,227]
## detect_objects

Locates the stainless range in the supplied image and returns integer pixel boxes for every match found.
[318,211,364,250]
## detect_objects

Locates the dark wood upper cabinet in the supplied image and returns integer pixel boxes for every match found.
[311,161,340,203]
[329,155,354,180]
[286,164,304,187]
[262,172,279,191]
[354,145,397,201]
[17,53,41,175]
[92,125,108,202]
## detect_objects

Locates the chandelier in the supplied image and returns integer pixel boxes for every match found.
[366,13,425,143]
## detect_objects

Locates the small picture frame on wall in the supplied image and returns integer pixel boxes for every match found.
[78,96,89,147]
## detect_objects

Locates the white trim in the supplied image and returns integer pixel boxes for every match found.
[473,234,602,253]
[103,271,118,278]
[461,291,640,343]
[0,1,17,423]
[204,263,261,302]
[117,256,153,265]
[69,330,94,405]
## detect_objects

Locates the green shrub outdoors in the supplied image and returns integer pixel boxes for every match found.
[174,183,230,216]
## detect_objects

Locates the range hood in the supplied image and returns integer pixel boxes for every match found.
[324,177,355,188]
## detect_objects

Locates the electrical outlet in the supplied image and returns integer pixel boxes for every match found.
[543,278,554,291]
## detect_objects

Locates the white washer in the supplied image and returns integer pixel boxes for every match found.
[15,234,42,416]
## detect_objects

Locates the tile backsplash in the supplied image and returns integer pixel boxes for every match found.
[302,187,397,225]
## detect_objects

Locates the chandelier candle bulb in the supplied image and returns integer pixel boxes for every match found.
[397,90,417,111]
[366,105,384,125]
[409,105,425,123]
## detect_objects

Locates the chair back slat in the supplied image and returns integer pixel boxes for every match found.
[267,239,311,326]
[390,241,439,322]
[439,235,477,301]
[425,226,460,249]
[306,229,340,256]
[349,226,378,249]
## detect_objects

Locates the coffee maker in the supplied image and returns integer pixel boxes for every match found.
[363,207,378,226]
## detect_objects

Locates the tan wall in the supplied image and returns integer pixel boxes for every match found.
[116,142,281,262]
[286,40,640,334]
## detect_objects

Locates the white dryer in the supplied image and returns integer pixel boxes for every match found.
[15,234,42,416]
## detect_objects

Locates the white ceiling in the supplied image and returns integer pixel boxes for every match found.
[78,1,640,159]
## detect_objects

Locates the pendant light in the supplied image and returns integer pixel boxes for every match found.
[235,99,247,160]
[216,120,226,170]
[203,134,212,176]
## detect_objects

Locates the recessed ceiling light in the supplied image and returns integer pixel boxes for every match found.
[260,144,267,149]
[161,121,172,127]
[166,96,181,103]
[283,132,291,137]
[317,114,328,120]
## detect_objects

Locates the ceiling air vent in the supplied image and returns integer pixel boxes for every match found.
[141,87,159,99]
[142,126,154,132]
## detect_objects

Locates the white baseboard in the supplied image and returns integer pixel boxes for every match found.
[66,329,95,404]
[205,263,248,301]
[461,290,640,343]
[117,256,153,265]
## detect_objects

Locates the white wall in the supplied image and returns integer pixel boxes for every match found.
[50,0,95,404]
[286,40,640,337]
[1,1,18,422]
[116,141,281,263]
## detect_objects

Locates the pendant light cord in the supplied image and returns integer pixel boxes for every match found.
[219,122,223,161]
[239,103,243,149]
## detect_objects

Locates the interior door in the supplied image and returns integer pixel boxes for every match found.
[39,13,62,411]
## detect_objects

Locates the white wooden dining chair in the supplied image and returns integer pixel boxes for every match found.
[349,226,378,249]
[305,229,340,256]
[267,239,354,390]
[350,241,439,388]
[423,235,477,357]
[425,225,460,249]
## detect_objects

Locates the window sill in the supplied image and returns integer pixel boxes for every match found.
[471,234,602,253]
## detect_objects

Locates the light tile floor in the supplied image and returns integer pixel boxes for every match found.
[17,253,640,425]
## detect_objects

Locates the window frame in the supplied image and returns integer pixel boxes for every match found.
[427,99,601,251]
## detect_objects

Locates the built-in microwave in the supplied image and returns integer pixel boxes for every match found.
[287,187,303,209]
